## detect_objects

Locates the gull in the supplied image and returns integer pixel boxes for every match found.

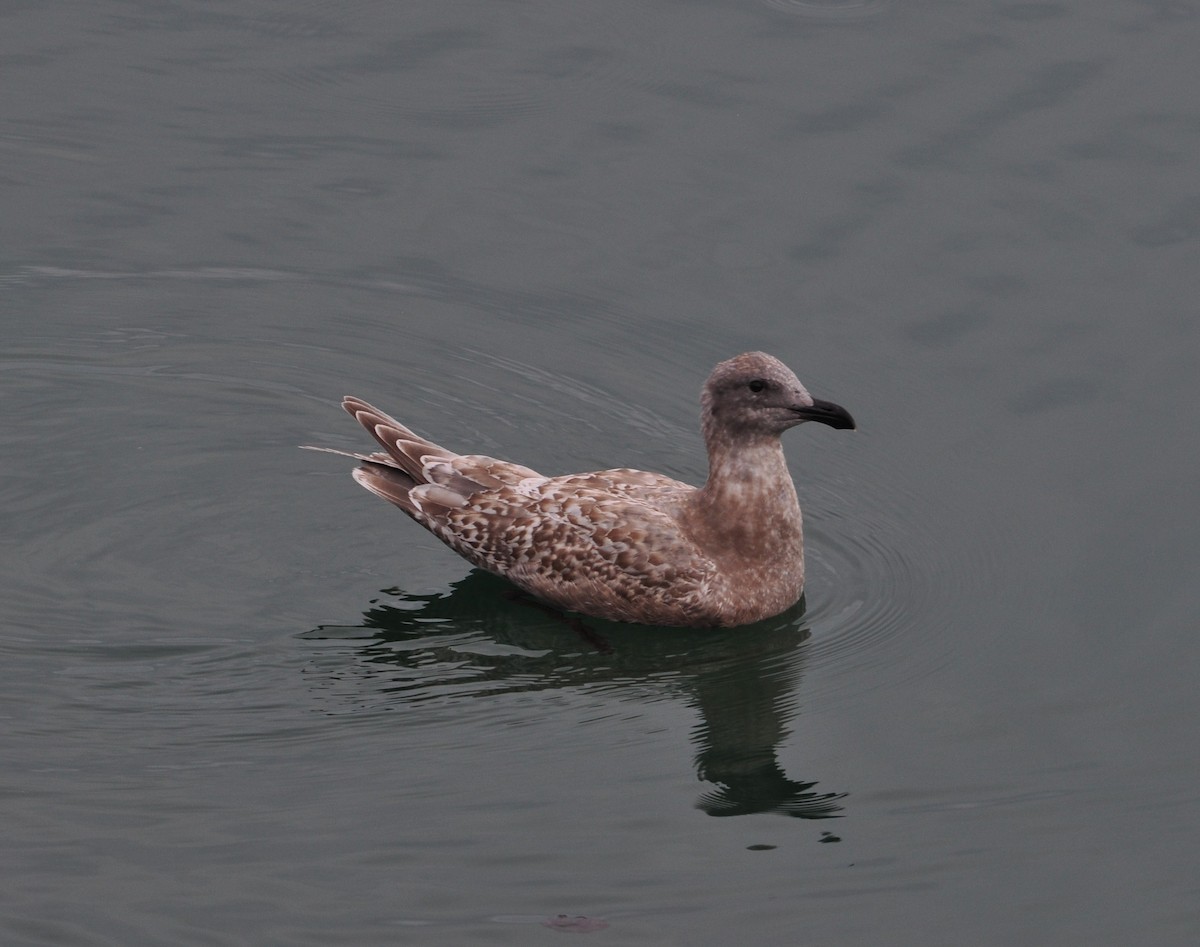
[305,352,854,627]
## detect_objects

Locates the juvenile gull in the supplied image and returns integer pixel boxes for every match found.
[306,352,854,628]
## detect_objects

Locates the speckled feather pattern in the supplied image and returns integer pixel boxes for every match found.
[306,352,854,627]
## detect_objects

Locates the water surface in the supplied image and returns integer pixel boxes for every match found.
[3,1,1198,943]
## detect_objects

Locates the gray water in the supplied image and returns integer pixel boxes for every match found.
[3,1,1198,944]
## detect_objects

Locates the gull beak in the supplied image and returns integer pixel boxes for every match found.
[794,398,856,430]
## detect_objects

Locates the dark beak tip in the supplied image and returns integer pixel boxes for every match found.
[800,398,856,431]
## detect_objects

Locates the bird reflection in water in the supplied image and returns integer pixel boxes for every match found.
[303,570,845,819]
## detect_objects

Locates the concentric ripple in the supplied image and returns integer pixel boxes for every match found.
[797,450,995,710]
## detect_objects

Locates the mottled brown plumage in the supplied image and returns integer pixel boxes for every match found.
[305,352,854,627]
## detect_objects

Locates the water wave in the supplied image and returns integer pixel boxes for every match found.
[763,0,892,20]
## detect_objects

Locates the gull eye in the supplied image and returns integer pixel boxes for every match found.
[747,379,767,393]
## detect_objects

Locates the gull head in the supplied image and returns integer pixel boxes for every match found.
[701,351,856,441]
